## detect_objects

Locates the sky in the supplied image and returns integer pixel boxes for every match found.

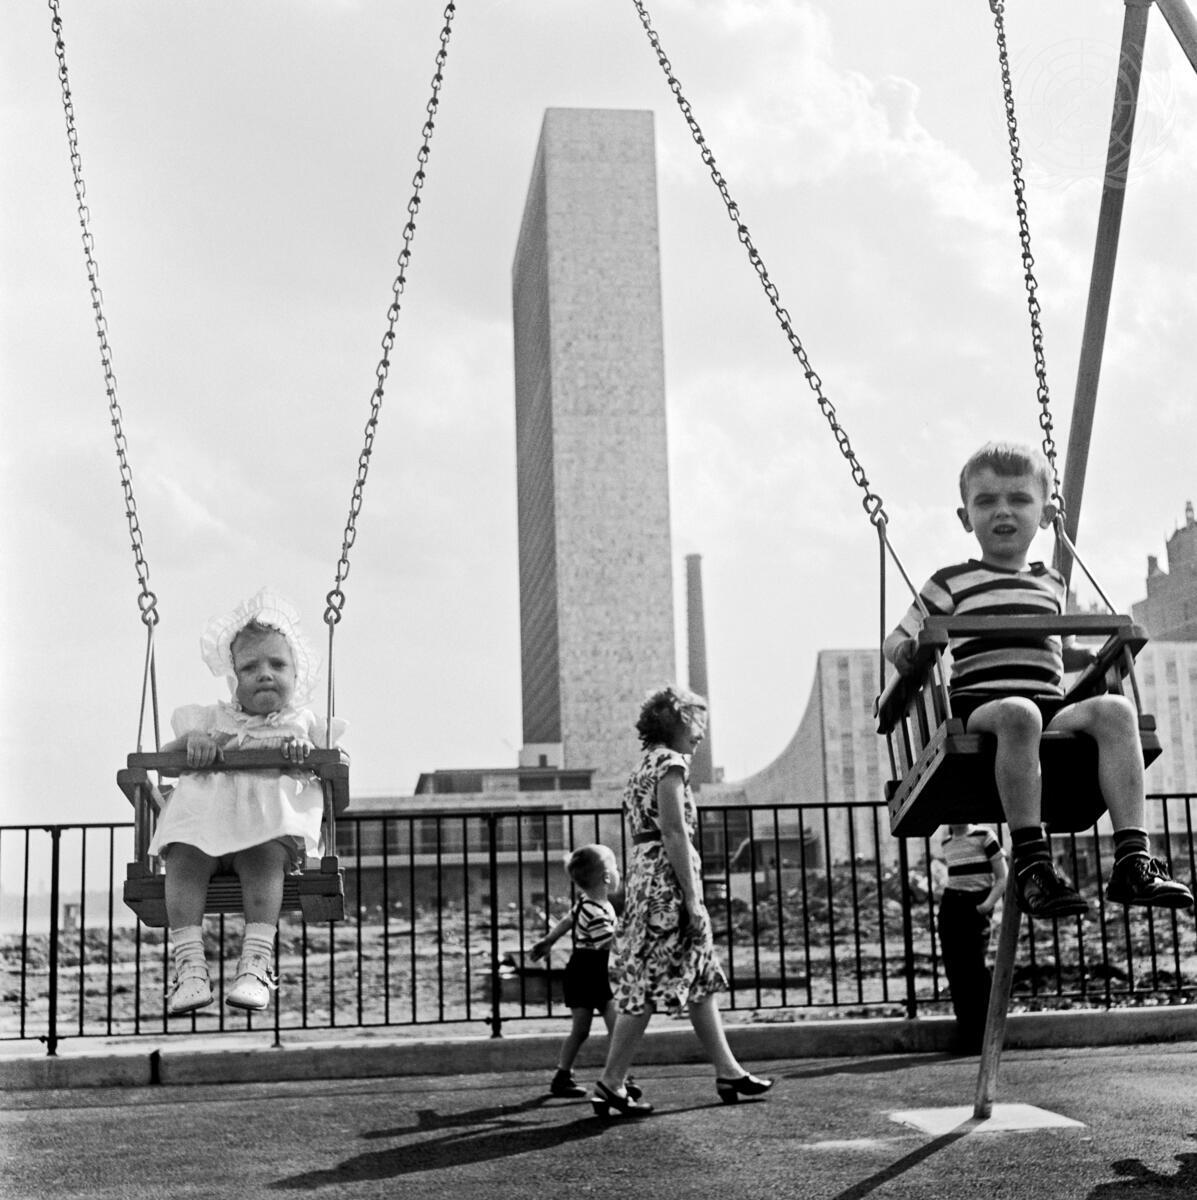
[3,0,1195,827]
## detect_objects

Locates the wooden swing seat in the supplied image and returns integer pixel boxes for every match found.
[876,614,1158,837]
[119,747,351,927]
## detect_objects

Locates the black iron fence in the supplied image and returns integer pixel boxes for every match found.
[3,796,1195,1055]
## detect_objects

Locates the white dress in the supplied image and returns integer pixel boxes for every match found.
[148,701,348,869]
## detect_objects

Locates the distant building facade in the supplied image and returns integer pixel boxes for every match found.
[512,108,676,783]
[1132,500,1197,641]
[706,649,890,866]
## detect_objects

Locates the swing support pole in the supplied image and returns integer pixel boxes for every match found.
[1062,0,1196,584]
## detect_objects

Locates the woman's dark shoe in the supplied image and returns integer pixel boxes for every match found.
[625,1075,643,1102]
[590,1080,654,1118]
[549,1069,587,1098]
[715,1073,774,1104]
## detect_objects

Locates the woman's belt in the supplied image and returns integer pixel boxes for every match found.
[632,829,695,846]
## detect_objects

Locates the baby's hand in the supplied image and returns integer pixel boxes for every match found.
[185,733,223,769]
[280,736,313,764]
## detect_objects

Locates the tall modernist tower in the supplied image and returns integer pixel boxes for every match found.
[513,109,676,780]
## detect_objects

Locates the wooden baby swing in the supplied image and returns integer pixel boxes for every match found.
[47,0,460,926]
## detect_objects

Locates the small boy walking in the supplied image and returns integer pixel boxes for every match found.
[530,844,625,1099]
[937,823,1007,1052]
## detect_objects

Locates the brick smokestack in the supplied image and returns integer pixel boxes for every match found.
[685,553,714,786]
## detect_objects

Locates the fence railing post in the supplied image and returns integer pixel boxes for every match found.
[897,836,917,1020]
[487,812,502,1038]
[45,826,62,1057]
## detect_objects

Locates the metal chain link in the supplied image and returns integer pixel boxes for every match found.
[48,0,159,628]
[631,0,889,531]
[989,0,1064,514]
[325,2,457,630]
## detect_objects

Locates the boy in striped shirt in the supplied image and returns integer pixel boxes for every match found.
[886,442,1192,919]
[937,823,1006,1051]
[531,844,628,1099]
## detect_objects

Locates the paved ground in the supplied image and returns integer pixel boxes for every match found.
[3,1043,1197,1200]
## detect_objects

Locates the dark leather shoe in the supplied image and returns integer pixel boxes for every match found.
[1106,855,1194,910]
[1014,862,1089,919]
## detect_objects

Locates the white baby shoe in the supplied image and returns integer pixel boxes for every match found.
[167,960,213,1015]
[225,950,277,1011]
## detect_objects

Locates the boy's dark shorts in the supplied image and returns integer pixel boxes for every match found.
[949,692,1069,730]
[563,947,613,1012]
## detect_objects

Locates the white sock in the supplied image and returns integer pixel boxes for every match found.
[241,922,276,962]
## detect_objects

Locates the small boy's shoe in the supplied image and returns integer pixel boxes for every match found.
[167,964,213,1015]
[225,951,277,1011]
[549,1069,587,1098]
[1014,862,1090,919]
[1106,855,1195,910]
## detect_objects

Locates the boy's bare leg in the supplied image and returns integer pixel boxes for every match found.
[600,1000,617,1038]
[968,697,1087,917]
[1047,695,1144,827]
[557,1008,594,1071]
[963,697,1043,828]
[1049,695,1192,909]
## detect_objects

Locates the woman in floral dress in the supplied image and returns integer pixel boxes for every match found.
[591,686,773,1118]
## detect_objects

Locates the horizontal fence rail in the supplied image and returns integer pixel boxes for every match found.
[2,796,1195,1054]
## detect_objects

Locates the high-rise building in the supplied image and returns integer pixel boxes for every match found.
[1132,500,1197,641]
[512,109,675,781]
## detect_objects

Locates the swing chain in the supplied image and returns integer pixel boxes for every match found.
[48,0,159,628]
[988,0,1064,515]
[325,2,457,628]
[630,0,888,531]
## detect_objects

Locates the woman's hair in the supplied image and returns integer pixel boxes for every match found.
[958,441,1053,505]
[566,843,615,891]
[635,685,707,749]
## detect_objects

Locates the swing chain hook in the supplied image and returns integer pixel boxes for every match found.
[630,0,888,532]
[325,2,457,629]
[47,0,159,629]
[989,0,1065,519]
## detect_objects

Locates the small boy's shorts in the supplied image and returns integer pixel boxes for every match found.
[563,947,613,1012]
[950,692,1068,731]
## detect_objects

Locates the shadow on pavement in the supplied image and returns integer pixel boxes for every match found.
[827,1120,977,1200]
[268,1096,603,1188]
[1086,1135,1197,1198]
[783,1053,959,1081]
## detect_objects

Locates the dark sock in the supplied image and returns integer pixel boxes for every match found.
[1011,824,1051,874]
[1113,827,1149,864]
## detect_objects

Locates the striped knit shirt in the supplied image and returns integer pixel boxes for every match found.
[941,826,1005,893]
[893,559,1066,696]
[572,896,616,950]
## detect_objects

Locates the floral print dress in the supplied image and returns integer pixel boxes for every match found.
[612,746,728,1016]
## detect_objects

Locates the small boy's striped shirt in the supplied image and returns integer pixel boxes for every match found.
[572,896,616,949]
[942,826,1005,893]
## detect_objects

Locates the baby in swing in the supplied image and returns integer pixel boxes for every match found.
[150,589,347,1014]
[885,442,1192,920]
